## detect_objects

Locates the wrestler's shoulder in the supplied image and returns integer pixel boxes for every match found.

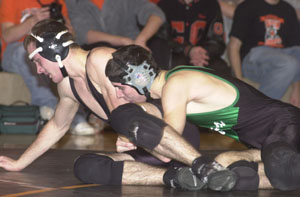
[89,47,116,58]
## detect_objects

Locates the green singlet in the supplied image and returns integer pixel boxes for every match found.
[165,66,240,141]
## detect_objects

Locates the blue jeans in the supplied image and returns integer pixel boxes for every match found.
[2,42,87,127]
[242,46,300,100]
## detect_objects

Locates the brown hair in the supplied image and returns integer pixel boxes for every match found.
[23,19,78,50]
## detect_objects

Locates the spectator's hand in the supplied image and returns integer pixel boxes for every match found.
[0,156,24,171]
[116,136,137,152]
[189,46,209,67]
[30,7,51,25]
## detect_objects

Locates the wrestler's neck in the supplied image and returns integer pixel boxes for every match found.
[64,48,89,79]
[265,0,280,5]
[149,71,167,99]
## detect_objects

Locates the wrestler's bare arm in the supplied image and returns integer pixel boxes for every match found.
[161,75,192,135]
[0,80,80,171]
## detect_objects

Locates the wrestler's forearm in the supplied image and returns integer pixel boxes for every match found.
[16,119,69,170]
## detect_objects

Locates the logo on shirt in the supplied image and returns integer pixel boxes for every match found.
[260,14,284,47]
[210,121,226,135]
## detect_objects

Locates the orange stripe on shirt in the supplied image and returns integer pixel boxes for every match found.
[90,0,105,9]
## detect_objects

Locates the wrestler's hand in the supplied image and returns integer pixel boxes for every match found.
[0,156,24,171]
[116,136,137,152]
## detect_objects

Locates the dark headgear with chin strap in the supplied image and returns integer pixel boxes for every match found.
[28,30,74,77]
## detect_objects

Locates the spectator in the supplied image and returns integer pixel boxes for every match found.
[64,0,167,67]
[218,0,243,43]
[285,0,300,21]
[0,0,95,135]
[154,0,230,74]
[219,0,300,21]
[228,0,300,107]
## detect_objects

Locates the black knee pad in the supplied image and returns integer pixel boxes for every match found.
[73,153,124,185]
[110,103,166,150]
[262,141,300,191]
[228,160,259,191]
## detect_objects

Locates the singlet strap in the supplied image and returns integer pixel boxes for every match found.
[85,52,111,118]
[69,77,107,122]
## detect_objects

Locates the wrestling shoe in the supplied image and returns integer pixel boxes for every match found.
[192,156,237,192]
[163,166,206,191]
[227,160,259,191]
[207,168,238,191]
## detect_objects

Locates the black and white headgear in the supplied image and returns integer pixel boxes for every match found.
[28,30,74,77]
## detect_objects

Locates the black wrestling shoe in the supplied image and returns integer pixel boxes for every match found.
[164,166,206,191]
[192,157,237,192]
[207,169,238,192]
[228,160,259,191]
[175,167,206,191]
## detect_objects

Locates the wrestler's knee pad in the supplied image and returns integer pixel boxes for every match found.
[228,160,259,191]
[73,153,124,185]
[110,103,166,150]
[262,141,300,191]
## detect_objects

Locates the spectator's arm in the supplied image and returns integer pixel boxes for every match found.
[134,15,163,49]
[1,22,33,44]
[86,30,134,46]
[134,0,166,48]
[228,36,243,79]
[1,7,50,44]
[201,4,226,59]
[218,0,238,19]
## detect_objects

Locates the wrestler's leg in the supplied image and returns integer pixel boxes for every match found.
[113,102,200,165]
[150,125,238,191]
[214,149,261,167]
[121,152,273,189]
[261,122,300,191]
[128,102,198,167]
[110,103,237,191]
[257,162,272,189]
[262,141,300,191]
[107,152,166,185]
[123,158,204,190]
[214,149,272,190]
[73,152,202,190]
